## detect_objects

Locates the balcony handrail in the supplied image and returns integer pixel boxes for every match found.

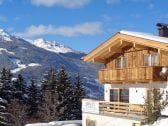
[98,66,166,83]
[82,99,147,116]
[100,66,165,71]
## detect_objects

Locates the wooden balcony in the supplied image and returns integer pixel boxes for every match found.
[98,66,167,84]
[82,99,146,117]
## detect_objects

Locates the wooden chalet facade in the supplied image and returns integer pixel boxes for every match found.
[82,28,168,126]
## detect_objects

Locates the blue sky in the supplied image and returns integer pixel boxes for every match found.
[0,0,168,53]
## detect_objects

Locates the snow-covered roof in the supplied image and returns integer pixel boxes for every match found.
[120,30,168,44]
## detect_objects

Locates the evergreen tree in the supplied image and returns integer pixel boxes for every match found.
[13,74,27,102]
[41,68,57,93]
[40,68,61,121]
[57,66,73,120]
[27,79,40,118]
[145,89,168,124]
[72,73,86,120]
[0,68,13,103]
[0,97,8,126]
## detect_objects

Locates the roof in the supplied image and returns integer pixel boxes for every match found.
[84,30,168,63]
[120,30,168,44]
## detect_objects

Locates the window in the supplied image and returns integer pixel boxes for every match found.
[144,54,158,66]
[144,54,150,66]
[116,57,122,68]
[86,119,96,126]
[110,89,119,102]
[122,57,127,68]
[151,54,158,66]
[116,57,127,68]
[120,89,129,103]
[110,89,129,103]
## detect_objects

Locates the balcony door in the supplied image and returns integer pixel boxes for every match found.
[110,89,129,103]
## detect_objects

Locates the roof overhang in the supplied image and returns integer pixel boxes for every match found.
[83,32,168,63]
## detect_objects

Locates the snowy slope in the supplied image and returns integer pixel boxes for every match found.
[120,30,168,44]
[0,29,12,41]
[33,38,79,54]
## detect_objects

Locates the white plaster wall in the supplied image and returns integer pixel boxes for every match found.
[82,113,141,126]
[104,84,111,102]
[129,88,146,104]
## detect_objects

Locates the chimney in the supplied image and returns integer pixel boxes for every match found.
[156,23,168,37]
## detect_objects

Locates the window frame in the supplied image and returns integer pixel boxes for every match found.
[115,56,128,68]
[144,53,158,66]
[110,88,129,103]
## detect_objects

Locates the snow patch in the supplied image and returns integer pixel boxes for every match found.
[0,29,12,41]
[32,38,79,54]
[28,63,41,67]
[0,48,15,55]
[10,58,41,73]
[120,30,168,44]
[26,120,82,126]
[19,47,27,50]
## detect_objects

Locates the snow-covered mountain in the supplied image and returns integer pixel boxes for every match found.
[33,38,79,54]
[0,29,12,41]
[0,28,103,98]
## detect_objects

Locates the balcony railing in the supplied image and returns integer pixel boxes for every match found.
[82,99,146,117]
[98,66,166,83]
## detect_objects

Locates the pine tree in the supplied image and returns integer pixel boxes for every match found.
[40,68,61,121]
[13,74,27,102]
[27,79,40,119]
[57,66,73,120]
[0,68,13,126]
[0,97,8,126]
[72,73,86,120]
[0,68,13,103]
[41,68,57,93]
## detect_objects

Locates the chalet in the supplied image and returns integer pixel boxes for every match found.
[82,23,168,126]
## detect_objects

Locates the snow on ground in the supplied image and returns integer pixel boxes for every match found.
[11,59,26,73]
[25,120,82,126]
[144,117,168,126]
[10,58,41,73]
[0,48,15,55]
[28,63,41,67]
[120,30,168,44]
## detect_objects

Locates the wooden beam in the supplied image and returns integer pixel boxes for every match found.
[93,58,105,63]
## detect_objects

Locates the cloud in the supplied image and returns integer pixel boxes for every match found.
[31,0,90,8]
[0,16,7,22]
[16,22,102,38]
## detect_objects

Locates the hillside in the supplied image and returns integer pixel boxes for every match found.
[0,29,103,98]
